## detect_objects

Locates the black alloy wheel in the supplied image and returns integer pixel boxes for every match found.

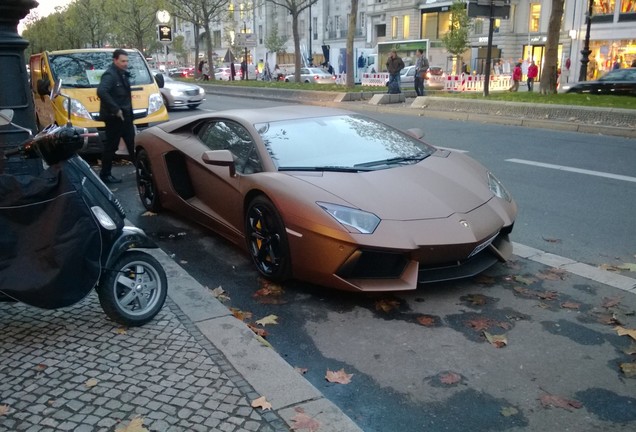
[245,196,291,282]
[136,149,161,212]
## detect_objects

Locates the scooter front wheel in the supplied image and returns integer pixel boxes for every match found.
[98,251,168,327]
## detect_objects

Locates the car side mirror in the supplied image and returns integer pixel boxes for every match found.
[202,150,236,176]
[155,73,164,88]
[36,78,50,96]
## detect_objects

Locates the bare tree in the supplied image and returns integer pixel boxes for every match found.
[167,0,205,74]
[265,0,318,82]
[539,0,565,94]
[104,0,161,51]
[344,0,359,88]
[73,0,107,48]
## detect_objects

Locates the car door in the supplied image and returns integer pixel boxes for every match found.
[191,119,263,236]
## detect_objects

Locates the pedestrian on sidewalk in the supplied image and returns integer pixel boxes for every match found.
[509,62,522,92]
[414,48,429,97]
[202,61,210,81]
[527,61,538,92]
[386,49,404,94]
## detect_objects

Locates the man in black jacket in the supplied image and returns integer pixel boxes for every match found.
[97,49,134,184]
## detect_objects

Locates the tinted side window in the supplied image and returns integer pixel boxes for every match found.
[197,121,262,174]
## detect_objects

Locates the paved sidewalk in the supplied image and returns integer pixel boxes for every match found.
[0,250,362,432]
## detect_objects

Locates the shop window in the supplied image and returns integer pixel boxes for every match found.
[594,0,615,15]
[422,13,438,40]
[620,0,636,13]
[403,15,410,39]
[392,16,398,39]
[439,11,451,37]
[529,3,541,32]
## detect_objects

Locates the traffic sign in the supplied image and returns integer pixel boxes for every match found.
[157,25,173,42]
[235,33,257,48]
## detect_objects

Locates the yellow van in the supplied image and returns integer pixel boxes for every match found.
[30,48,168,156]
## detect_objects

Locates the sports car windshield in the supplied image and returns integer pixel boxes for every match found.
[256,115,435,171]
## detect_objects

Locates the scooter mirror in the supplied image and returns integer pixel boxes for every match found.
[0,109,14,125]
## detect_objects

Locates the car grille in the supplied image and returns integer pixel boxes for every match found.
[184,89,199,96]
[337,250,408,279]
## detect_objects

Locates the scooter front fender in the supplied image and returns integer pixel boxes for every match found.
[105,224,158,269]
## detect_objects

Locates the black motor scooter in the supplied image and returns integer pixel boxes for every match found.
[0,83,168,327]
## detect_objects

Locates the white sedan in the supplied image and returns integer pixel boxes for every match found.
[285,67,336,84]
[155,72,205,110]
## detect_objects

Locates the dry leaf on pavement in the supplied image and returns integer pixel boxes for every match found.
[416,315,436,326]
[539,393,583,411]
[85,378,98,388]
[439,372,461,385]
[115,327,127,335]
[325,368,353,384]
[602,296,622,309]
[624,343,636,355]
[537,268,567,281]
[251,396,272,411]
[295,367,308,375]
[465,294,488,306]
[474,274,496,285]
[230,308,253,322]
[210,286,230,302]
[290,408,321,432]
[537,291,558,300]
[615,326,636,340]
[115,417,149,432]
[483,331,508,348]
[513,275,536,285]
[466,317,494,332]
[619,362,636,377]
[256,314,279,326]
[247,323,268,338]
[375,298,400,312]
[500,406,519,417]
[0,405,10,416]
[560,301,581,310]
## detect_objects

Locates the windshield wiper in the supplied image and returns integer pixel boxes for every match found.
[354,153,429,168]
[278,166,373,172]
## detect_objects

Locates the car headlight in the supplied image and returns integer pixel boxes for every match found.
[148,92,163,114]
[488,172,512,202]
[317,202,380,234]
[69,98,92,120]
[199,87,205,95]
[170,89,184,96]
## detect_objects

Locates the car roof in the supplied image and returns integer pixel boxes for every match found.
[158,105,355,133]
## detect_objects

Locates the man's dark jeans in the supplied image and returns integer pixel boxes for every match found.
[101,114,135,178]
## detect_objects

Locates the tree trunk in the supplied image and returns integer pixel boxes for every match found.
[345,0,359,88]
[292,12,301,82]
[539,0,565,94]
[204,19,215,79]
[194,23,201,78]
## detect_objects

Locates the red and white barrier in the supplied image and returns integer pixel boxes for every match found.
[444,74,513,92]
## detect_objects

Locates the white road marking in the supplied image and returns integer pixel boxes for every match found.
[513,242,636,294]
[506,158,636,183]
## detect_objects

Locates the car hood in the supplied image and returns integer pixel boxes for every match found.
[164,82,200,91]
[288,152,494,220]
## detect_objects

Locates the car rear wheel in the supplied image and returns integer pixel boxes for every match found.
[136,148,161,212]
[245,196,291,282]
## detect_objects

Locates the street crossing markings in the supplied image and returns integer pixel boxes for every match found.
[506,158,636,183]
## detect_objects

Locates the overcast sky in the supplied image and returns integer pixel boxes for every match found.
[19,0,73,33]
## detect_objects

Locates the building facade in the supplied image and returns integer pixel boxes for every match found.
[174,0,635,80]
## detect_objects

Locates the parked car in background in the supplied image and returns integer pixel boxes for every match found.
[391,65,446,91]
[169,67,195,78]
[215,67,234,80]
[561,67,636,96]
[153,71,205,110]
[285,67,335,84]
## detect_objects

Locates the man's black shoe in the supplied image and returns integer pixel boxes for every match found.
[100,175,122,184]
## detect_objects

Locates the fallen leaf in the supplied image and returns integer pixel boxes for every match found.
[255,314,279,326]
[537,302,551,309]
[501,406,519,417]
[539,393,583,411]
[513,275,536,286]
[115,327,127,335]
[254,334,273,348]
[513,286,534,297]
[247,323,268,338]
[253,281,287,304]
[210,286,231,302]
[325,368,353,384]
[295,367,308,375]
[474,275,496,285]
[141,211,156,217]
[620,362,636,377]
[537,291,558,300]
[416,315,436,326]
[230,308,253,322]
[0,405,9,416]
[85,378,98,388]
[624,343,636,355]
[115,417,149,432]
[497,321,512,330]
[465,294,488,306]
[35,364,47,372]
[599,263,627,272]
[375,299,400,312]
[615,326,636,341]
[466,317,494,332]
[542,237,562,243]
[560,301,580,310]
[439,372,461,385]
[602,296,622,309]
[180,260,188,264]
[537,268,567,281]
[251,396,272,411]
[484,331,508,348]
[290,409,321,432]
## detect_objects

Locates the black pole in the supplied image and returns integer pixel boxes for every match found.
[483,0,495,97]
[578,0,594,82]
[308,4,313,66]
[244,21,248,80]
[0,0,41,176]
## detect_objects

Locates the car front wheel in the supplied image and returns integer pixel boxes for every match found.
[245,196,291,282]
[136,148,161,212]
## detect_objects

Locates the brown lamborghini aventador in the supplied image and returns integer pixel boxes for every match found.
[135,105,517,291]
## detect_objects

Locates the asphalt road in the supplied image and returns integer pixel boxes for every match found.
[110,95,636,431]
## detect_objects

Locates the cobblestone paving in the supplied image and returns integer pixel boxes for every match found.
[0,294,287,432]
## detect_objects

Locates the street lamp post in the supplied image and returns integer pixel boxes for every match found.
[578,0,594,82]
[308,4,313,66]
